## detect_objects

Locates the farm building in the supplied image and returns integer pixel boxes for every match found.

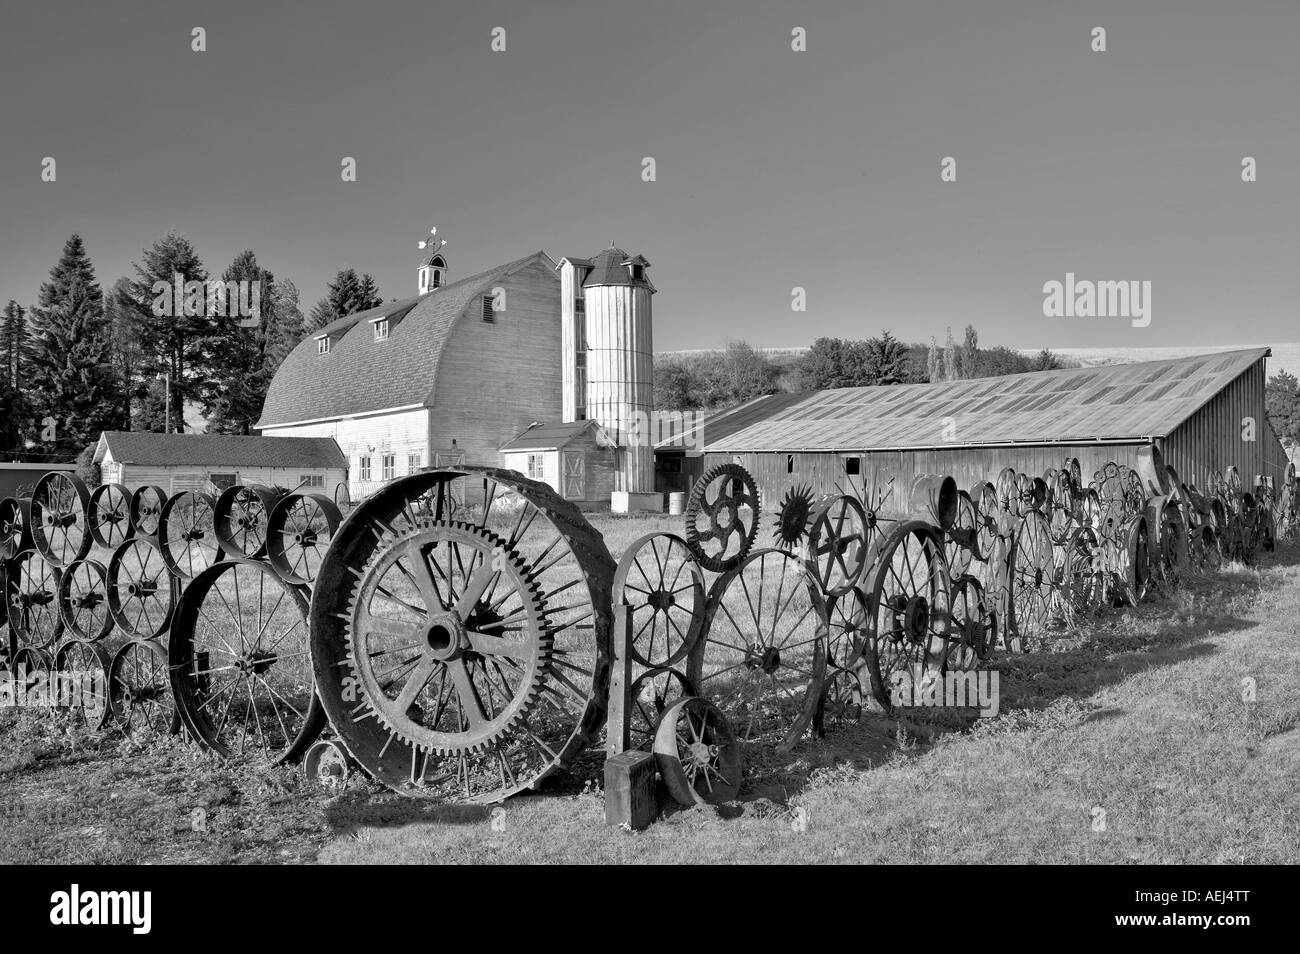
[685,348,1289,506]
[93,431,347,497]
[0,461,76,499]
[258,246,657,508]
[499,420,617,501]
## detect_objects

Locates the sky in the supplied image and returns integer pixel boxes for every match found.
[0,0,1295,353]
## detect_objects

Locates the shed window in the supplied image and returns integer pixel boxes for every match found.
[382,454,395,481]
[844,456,861,476]
[210,473,238,491]
[373,319,389,341]
[527,454,545,479]
[359,456,371,481]
[300,474,325,488]
[317,337,330,355]
[407,452,422,473]
[482,295,496,322]
[786,455,795,474]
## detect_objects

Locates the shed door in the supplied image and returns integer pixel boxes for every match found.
[562,451,586,500]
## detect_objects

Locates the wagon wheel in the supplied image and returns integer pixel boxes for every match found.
[53,638,112,730]
[5,550,64,649]
[969,481,998,562]
[309,467,614,803]
[995,468,1019,521]
[683,463,760,573]
[57,558,114,642]
[860,521,952,714]
[1113,515,1150,607]
[1147,498,1186,584]
[30,472,92,568]
[613,532,705,668]
[265,493,342,587]
[170,558,326,765]
[107,537,174,639]
[1224,466,1243,507]
[158,491,222,580]
[1078,487,1103,532]
[1047,470,1077,544]
[803,494,873,597]
[653,696,742,807]
[950,575,997,669]
[944,490,978,576]
[108,638,178,739]
[1188,525,1221,574]
[129,486,167,537]
[818,586,870,731]
[88,483,134,549]
[627,666,695,752]
[214,485,278,559]
[687,547,828,752]
[1016,473,1047,516]
[303,738,353,793]
[1007,510,1055,652]
[0,497,33,560]
[10,646,53,695]
[1060,526,1104,625]
[1064,457,1083,489]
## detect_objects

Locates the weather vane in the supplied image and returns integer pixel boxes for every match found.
[418,226,447,253]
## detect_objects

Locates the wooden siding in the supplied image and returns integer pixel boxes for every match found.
[263,407,424,501]
[110,464,345,496]
[501,436,616,504]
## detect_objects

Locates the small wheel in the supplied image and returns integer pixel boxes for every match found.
[170,559,325,765]
[88,484,134,549]
[627,666,696,752]
[30,472,92,568]
[214,485,279,559]
[944,490,977,576]
[819,586,870,730]
[1114,515,1150,606]
[0,497,34,560]
[107,538,174,639]
[688,548,828,752]
[10,646,53,696]
[614,532,705,668]
[5,549,64,649]
[53,638,113,730]
[653,696,742,807]
[129,486,167,537]
[969,481,998,562]
[303,739,352,793]
[950,575,996,668]
[57,558,114,641]
[158,491,222,580]
[265,493,342,586]
[108,638,178,739]
[995,468,1019,520]
[683,463,760,573]
[803,494,872,597]
[1007,511,1055,652]
[1060,526,1104,625]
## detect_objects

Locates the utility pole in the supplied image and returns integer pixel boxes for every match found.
[164,369,171,433]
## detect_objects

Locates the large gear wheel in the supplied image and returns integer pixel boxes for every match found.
[772,484,814,549]
[347,520,550,756]
[310,466,614,803]
[684,463,760,573]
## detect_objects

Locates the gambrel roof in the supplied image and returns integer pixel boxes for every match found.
[707,348,1271,453]
[257,251,557,428]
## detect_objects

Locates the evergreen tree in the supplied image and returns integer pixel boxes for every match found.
[104,278,143,428]
[127,231,209,431]
[307,268,381,331]
[927,337,941,382]
[943,327,958,381]
[960,324,978,379]
[1,300,33,388]
[265,279,306,370]
[357,273,383,311]
[26,234,127,457]
[200,250,275,434]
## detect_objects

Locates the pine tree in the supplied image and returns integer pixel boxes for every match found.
[127,231,209,432]
[961,324,979,380]
[26,235,127,457]
[265,279,306,370]
[307,269,377,331]
[943,327,958,381]
[200,250,275,434]
[1,300,33,389]
[104,279,142,428]
[927,337,941,383]
[357,273,383,311]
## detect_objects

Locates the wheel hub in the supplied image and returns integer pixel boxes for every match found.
[745,646,782,674]
[424,611,469,661]
[686,740,720,767]
[904,596,929,641]
[647,588,676,612]
[235,649,277,676]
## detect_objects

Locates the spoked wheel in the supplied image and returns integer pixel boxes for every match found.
[5,550,64,649]
[970,481,999,562]
[1114,515,1151,607]
[1,496,34,560]
[687,547,828,752]
[944,490,979,576]
[683,463,760,573]
[309,467,615,802]
[653,696,742,807]
[10,646,53,695]
[57,558,114,642]
[88,483,134,549]
[158,491,222,580]
[1188,525,1221,574]
[1060,526,1104,626]
[1047,471,1077,544]
[265,493,342,587]
[861,521,952,714]
[803,494,873,597]
[627,666,695,752]
[818,586,870,731]
[214,485,279,560]
[129,486,168,537]
[107,537,175,639]
[31,472,92,568]
[303,738,352,793]
[170,559,325,765]
[1007,511,1055,652]
[613,532,705,668]
[109,639,178,739]
[53,639,112,730]
[949,575,997,669]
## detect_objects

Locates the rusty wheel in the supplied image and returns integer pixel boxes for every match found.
[89,483,134,549]
[950,575,997,668]
[627,666,696,752]
[683,463,760,573]
[265,493,342,586]
[1061,526,1104,625]
[107,537,174,639]
[129,486,167,537]
[613,532,705,668]
[1007,510,1054,652]
[818,586,870,730]
[53,638,112,730]
[214,485,278,559]
[772,484,814,549]
[0,497,33,560]
[57,558,114,642]
[158,491,222,580]
[945,489,978,576]
[31,472,92,568]
[804,494,872,597]
[970,481,998,562]
[5,549,64,649]
[10,646,53,697]
[303,738,353,793]
[108,638,177,739]
[653,696,742,806]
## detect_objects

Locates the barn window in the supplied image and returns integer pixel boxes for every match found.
[373,319,389,341]
[300,474,325,488]
[628,264,644,281]
[382,454,395,481]
[481,295,495,322]
[407,452,422,473]
[317,336,330,355]
[359,456,371,481]
[658,458,682,474]
[210,472,237,491]
[786,455,794,474]
[844,456,861,476]
[527,454,545,479]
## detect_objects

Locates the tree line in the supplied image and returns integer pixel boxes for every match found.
[1,232,386,462]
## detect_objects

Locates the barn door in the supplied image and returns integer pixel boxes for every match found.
[562,451,586,500]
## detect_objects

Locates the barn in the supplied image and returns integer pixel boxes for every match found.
[694,348,1290,505]
[499,420,617,501]
[93,431,347,497]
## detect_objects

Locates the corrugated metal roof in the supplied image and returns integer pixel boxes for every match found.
[95,432,346,469]
[654,392,810,451]
[499,420,613,452]
[707,348,1270,453]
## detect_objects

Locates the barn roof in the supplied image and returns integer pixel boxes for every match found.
[707,348,1271,453]
[94,432,346,469]
[257,251,557,428]
[500,420,614,452]
[654,392,810,452]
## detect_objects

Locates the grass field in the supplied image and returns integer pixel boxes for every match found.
[2,512,1298,864]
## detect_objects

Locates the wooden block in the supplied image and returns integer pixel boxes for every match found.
[603,750,657,830]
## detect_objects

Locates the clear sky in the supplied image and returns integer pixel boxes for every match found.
[0,0,1295,352]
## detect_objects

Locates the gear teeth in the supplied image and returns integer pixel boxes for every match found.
[683,463,760,574]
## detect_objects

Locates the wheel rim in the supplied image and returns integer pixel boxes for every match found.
[614,532,705,668]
